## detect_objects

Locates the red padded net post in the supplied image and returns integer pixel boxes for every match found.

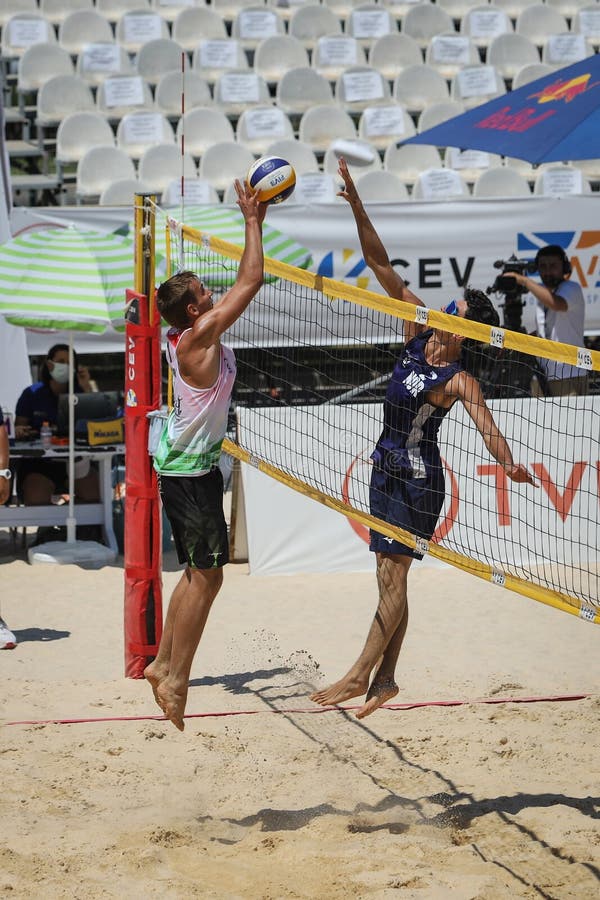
[123,288,163,678]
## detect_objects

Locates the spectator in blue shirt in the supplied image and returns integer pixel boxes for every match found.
[0,407,16,649]
[14,343,98,506]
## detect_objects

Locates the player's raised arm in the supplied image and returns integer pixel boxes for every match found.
[190,180,267,348]
[337,157,424,341]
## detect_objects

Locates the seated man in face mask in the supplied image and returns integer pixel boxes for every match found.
[14,343,99,507]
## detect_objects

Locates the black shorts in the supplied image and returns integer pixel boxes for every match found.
[369,456,445,560]
[159,468,228,570]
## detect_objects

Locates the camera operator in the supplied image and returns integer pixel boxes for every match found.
[506,245,587,397]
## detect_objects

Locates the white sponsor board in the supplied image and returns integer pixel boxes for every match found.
[238,398,600,581]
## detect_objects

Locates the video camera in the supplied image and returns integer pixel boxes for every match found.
[488,255,537,296]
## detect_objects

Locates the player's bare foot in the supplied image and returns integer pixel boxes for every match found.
[356,677,399,719]
[310,674,369,708]
[144,661,169,711]
[156,680,187,731]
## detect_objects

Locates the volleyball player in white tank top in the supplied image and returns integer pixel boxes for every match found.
[144,181,268,731]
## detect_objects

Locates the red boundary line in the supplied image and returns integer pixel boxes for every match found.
[3,694,592,727]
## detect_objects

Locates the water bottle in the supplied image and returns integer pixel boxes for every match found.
[40,421,52,451]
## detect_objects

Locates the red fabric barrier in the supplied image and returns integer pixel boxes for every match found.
[123,289,163,678]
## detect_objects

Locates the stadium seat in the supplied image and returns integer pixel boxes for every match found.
[357,102,416,150]
[383,143,444,184]
[460,6,513,50]
[368,33,423,83]
[212,0,260,26]
[504,155,538,183]
[213,70,272,118]
[293,171,341,204]
[40,0,93,26]
[116,111,176,160]
[575,158,600,183]
[136,38,187,87]
[322,0,370,23]
[275,66,335,116]
[161,177,221,206]
[0,1,37,27]
[265,138,320,175]
[392,64,450,116]
[36,74,95,129]
[99,177,149,206]
[511,61,553,87]
[96,0,150,25]
[323,139,382,178]
[425,33,480,81]
[58,10,114,55]
[96,75,154,120]
[402,5,455,49]
[254,35,310,87]
[198,141,256,193]
[76,43,135,88]
[355,169,410,201]
[346,4,396,49]
[231,7,285,52]
[192,39,249,86]
[417,99,464,132]
[138,143,197,194]
[572,7,600,49]
[115,10,169,54]
[492,0,540,20]
[335,65,391,115]
[171,6,227,52]
[516,5,569,48]
[155,71,212,119]
[379,0,433,23]
[445,147,502,184]
[76,145,136,202]
[149,0,196,23]
[487,33,541,82]
[55,111,115,167]
[266,0,316,20]
[289,5,343,50]
[312,35,367,83]
[542,33,594,67]
[176,107,235,159]
[299,104,357,153]
[17,43,74,99]
[472,165,532,196]
[2,14,56,63]
[546,0,593,15]
[236,106,295,156]
[533,164,592,195]
[450,64,506,110]
[436,0,481,21]
[412,168,471,200]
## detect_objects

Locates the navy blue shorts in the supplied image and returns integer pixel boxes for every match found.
[159,468,228,570]
[369,456,445,559]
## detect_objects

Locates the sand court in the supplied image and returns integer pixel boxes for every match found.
[1,534,598,898]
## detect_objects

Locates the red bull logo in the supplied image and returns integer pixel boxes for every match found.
[475,67,600,134]
[528,74,599,105]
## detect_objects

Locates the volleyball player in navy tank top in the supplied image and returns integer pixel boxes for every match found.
[311,159,536,719]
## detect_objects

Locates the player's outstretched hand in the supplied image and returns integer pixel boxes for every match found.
[234,179,267,225]
[337,157,360,206]
[506,464,537,486]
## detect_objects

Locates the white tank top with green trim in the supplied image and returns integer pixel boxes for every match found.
[153,328,236,477]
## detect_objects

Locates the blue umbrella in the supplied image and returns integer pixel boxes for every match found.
[403,55,600,164]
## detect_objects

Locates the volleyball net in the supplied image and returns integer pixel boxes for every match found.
[165,216,600,625]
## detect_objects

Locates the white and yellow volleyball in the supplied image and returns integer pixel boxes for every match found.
[246,156,296,205]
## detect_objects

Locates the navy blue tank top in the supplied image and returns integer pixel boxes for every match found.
[373,329,463,479]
